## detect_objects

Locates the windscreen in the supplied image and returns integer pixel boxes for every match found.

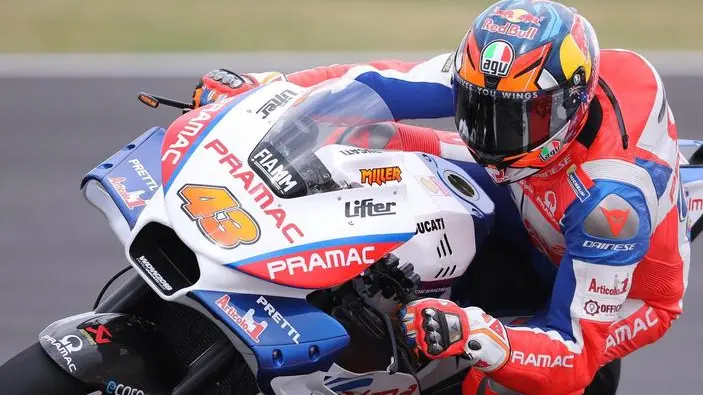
[247,79,396,198]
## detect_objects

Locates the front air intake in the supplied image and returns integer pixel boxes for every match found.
[128,222,200,295]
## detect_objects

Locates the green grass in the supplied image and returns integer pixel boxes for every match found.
[1,0,700,52]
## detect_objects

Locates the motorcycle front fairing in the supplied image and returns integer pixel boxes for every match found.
[81,126,165,243]
[71,79,498,395]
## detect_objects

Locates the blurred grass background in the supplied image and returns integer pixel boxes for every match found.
[1,0,698,52]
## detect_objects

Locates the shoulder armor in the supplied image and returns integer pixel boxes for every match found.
[584,194,639,240]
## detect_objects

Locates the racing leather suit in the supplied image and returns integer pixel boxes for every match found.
[245,50,691,394]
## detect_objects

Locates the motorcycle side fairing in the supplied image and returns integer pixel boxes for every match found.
[38,312,183,395]
[679,139,703,239]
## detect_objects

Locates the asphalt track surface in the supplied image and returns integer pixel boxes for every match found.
[0,71,701,394]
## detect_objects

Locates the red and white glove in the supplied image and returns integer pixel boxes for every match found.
[191,69,286,108]
[400,298,511,372]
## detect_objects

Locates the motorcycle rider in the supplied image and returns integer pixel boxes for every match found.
[190,1,690,394]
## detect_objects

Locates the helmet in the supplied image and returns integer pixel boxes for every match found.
[452,0,600,184]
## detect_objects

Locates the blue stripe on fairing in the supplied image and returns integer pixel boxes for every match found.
[353,71,454,120]
[681,166,703,184]
[226,232,414,268]
[163,88,260,193]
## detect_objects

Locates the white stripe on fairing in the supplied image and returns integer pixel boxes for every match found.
[439,141,475,162]
[2,51,703,77]
[581,159,659,230]
[343,52,454,87]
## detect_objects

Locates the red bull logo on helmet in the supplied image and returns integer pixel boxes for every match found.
[490,8,544,27]
[482,19,539,41]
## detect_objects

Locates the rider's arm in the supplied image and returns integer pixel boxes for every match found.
[285,59,422,87]
[197,53,456,120]
[487,180,653,394]
[281,54,456,120]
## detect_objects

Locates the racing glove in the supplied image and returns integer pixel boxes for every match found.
[191,69,286,108]
[399,298,511,372]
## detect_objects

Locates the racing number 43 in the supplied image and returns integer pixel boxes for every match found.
[178,184,260,249]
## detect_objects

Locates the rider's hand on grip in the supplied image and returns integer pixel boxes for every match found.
[191,69,259,108]
[399,300,511,372]
[399,298,471,359]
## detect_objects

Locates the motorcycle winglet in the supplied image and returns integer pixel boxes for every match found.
[38,312,184,395]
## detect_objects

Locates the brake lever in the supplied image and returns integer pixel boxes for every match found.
[137,92,193,112]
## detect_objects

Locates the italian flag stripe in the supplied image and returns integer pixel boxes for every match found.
[501,45,511,62]
[486,42,511,62]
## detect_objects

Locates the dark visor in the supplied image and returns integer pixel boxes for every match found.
[454,79,588,165]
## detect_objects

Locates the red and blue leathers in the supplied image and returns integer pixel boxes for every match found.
[241,49,690,394]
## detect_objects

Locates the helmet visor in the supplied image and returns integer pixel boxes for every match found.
[454,80,587,166]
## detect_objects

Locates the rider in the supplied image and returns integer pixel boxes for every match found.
[190,1,690,394]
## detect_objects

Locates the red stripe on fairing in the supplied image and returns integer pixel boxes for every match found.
[160,102,231,186]
[237,241,404,289]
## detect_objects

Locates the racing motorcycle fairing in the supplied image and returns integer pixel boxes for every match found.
[159,82,411,262]
[81,126,165,244]
[677,139,703,240]
[74,79,509,395]
[190,291,350,382]
[681,165,703,239]
[38,312,182,395]
[269,364,420,395]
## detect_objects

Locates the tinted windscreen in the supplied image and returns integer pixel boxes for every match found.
[249,79,396,197]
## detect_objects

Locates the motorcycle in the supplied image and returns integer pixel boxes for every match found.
[2,78,703,395]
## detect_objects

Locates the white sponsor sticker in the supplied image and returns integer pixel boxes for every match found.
[584,267,633,301]
[572,261,635,322]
